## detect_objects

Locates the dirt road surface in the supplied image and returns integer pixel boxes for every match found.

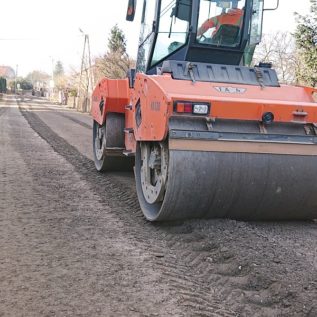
[0,95,316,316]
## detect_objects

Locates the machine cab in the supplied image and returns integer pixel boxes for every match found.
[127,0,266,74]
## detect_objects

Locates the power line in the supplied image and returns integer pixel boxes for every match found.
[0,34,84,41]
[0,38,37,41]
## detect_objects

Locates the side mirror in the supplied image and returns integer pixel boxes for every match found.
[126,0,137,21]
[264,0,279,11]
[171,0,191,22]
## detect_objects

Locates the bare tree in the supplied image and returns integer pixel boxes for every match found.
[253,32,300,85]
[94,52,135,82]
[94,25,135,82]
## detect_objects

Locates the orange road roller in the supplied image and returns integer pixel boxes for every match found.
[91,0,317,221]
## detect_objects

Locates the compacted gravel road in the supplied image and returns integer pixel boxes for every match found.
[0,95,316,317]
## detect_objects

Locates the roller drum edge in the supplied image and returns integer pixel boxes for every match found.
[135,142,317,222]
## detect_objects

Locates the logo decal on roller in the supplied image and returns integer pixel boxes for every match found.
[151,101,161,111]
[214,86,247,94]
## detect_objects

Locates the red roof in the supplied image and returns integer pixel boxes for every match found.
[0,66,15,79]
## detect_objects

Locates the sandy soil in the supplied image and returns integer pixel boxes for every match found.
[0,95,316,316]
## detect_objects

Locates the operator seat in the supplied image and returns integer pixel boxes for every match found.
[211,24,240,46]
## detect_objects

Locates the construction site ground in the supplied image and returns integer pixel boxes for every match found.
[0,95,316,317]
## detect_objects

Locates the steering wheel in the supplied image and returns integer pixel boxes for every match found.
[198,34,213,44]
[197,34,207,42]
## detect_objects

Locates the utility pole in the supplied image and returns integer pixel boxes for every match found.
[77,29,94,112]
[49,57,55,101]
[86,35,94,98]
[15,64,18,94]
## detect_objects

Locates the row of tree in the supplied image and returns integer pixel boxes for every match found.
[295,0,317,87]
[2,61,66,94]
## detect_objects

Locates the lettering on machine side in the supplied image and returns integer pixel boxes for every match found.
[214,87,247,94]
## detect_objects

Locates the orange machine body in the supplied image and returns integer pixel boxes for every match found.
[91,73,317,154]
[91,77,130,126]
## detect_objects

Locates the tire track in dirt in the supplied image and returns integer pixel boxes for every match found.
[45,107,91,129]
[18,101,239,317]
[18,100,317,317]
[0,107,7,116]
[0,97,19,107]
[22,98,91,129]
[0,97,10,116]
[3,104,184,316]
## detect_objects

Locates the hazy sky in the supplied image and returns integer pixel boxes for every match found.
[0,0,312,76]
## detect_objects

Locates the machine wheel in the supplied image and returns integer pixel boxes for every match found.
[135,141,169,221]
[93,120,107,171]
[93,114,133,172]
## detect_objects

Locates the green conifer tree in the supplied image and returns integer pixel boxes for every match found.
[295,0,317,86]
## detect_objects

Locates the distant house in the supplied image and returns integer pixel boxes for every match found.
[0,66,15,79]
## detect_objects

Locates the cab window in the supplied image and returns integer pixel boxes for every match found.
[197,0,246,47]
[151,0,191,66]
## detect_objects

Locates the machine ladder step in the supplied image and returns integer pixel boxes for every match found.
[124,128,134,134]
[104,147,125,156]
[123,150,135,157]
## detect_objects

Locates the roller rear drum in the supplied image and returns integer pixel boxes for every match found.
[135,139,317,222]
